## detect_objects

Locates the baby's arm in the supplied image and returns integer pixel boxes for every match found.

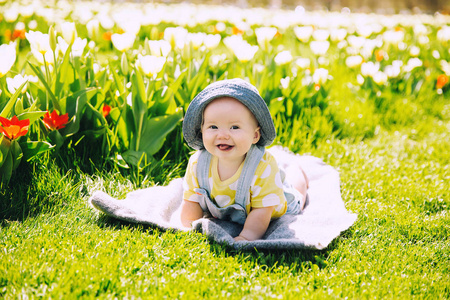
[180,200,203,228]
[234,206,275,241]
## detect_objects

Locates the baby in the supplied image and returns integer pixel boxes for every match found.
[181,78,308,241]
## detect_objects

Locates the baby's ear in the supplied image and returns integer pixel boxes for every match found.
[253,127,261,144]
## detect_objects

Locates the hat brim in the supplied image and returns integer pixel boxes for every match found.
[183,78,276,150]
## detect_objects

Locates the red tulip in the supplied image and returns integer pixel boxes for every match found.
[436,74,449,89]
[43,110,69,131]
[0,115,30,140]
[102,104,111,118]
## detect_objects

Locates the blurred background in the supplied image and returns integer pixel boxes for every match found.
[113,0,450,14]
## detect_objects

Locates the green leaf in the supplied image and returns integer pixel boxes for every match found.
[18,111,47,125]
[121,149,150,169]
[0,150,13,184]
[20,141,55,161]
[0,82,27,118]
[109,61,125,95]
[11,140,23,171]
[138,107,183,156]
[28,62,61,112]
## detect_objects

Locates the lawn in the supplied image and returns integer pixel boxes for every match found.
[1,0,450,298]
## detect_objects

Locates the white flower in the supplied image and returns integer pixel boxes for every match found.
[384,64,401,78]
[312,29,329,41]
[148,40,171,57]
[135,55,166,78]
[0,42,16,78]
[187,32,206,49]
[347,35,366,49]
[330,28,347,42]
[294,26,313,42]
[26,30,52,55]
[280,77,290,89]
[255,27,277,50]
[404,58,423,72]
[203,34,221,50]
[4,6,19,23]
[163,27,188,50]
[209,54,227,68]
[6,74,38,93]
[60,22,77,45]
[111,32,136,52]
[274,50,292,65]
[437,26,450,42]
[409,46,420,57]
[312,68,329,85]
[295,57,310,69]
[382,30,404,46]
[440,60,450,76]
[234,44,259,62]
[58,36,87,57]
[361,61,379,77]
[310,41,330,56]
[373,71,388,85]
[86,19,100,39]
[345,55,363,68]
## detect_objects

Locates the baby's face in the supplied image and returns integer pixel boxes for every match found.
[201,97,260,163]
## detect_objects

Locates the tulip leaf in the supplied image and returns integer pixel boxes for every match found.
[28,62,61,113]
[0,82,27,118]
[121,149,150,169]
[20,141,55,161]
[109,61,125,95]
[11,140,23,171]
[18,111,47,125]
[138,107,183,156]
[0,150,13,184]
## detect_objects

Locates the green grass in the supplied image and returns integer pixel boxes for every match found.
[1,115,449,298]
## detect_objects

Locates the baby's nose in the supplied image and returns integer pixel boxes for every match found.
[217,129,230,139]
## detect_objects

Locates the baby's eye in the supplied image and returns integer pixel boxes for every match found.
[209,125,218,129]
[231,125,240,130]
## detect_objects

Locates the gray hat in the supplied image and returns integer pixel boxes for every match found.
[183,78,276,150]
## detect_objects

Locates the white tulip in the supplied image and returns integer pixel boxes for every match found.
[60,22,77,45]
[0,42,16,78]
[274,50,293,65]
[86,19,100,39]
[330,28,347,42]
[255,27,277,50]
[361,61,379,77]
[163,27,188,50]
[6,74,37,94]
[310,41,330,56]
[26,30,52,55]
[58,36,87,57]
[203,34,221,50]
[312,68,329,85]
[373,71,388,85]
[345,55,363,68]
[233,44,259,62]
[148,40,171,57]
[111,32,136,52]
[312,29,329,41]
[295,57,310,69]
[280,77,290,89]
[294,26,313,42]
[135,55,166,78]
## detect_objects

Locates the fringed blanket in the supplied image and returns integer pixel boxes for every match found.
[89,147,357,250]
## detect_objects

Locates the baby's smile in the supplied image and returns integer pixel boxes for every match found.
[217,144,234,151]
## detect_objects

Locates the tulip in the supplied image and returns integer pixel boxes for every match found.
[111,32,136,52]
[310,41,330,56]
[294,26,313,42]
[361,62,379,77]
[148,40,171,57]
[60,22,77,45]
[436,74,448,89]
[373,71,388,85]
[135,55,166,78]
[0,42,16,78]
[312,29,329,41]
[0,116,29,140]
[274,50,293,65]
[86,19,100,40]
[187,32,206,49]
[163,27,188,50]
[404,58,423,72]
[280,77,290,89]
[312,68,329,85]
[203,34,221,50]
[345,55,363,68]
[233,44,259,62]
[330,28,347,42]
[43,110,69,131]
[295,58,310,69]
[436,26,450,43]
[26,30,52,56]
[102,104,111,118]
[6,74,37,94]
[58,36,87,57]
[384,65,401,78]
[255,27,277,50]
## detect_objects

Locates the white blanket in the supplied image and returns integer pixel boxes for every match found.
[89,147,357,250]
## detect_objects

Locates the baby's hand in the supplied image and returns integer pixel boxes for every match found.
[233,235,248,242]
